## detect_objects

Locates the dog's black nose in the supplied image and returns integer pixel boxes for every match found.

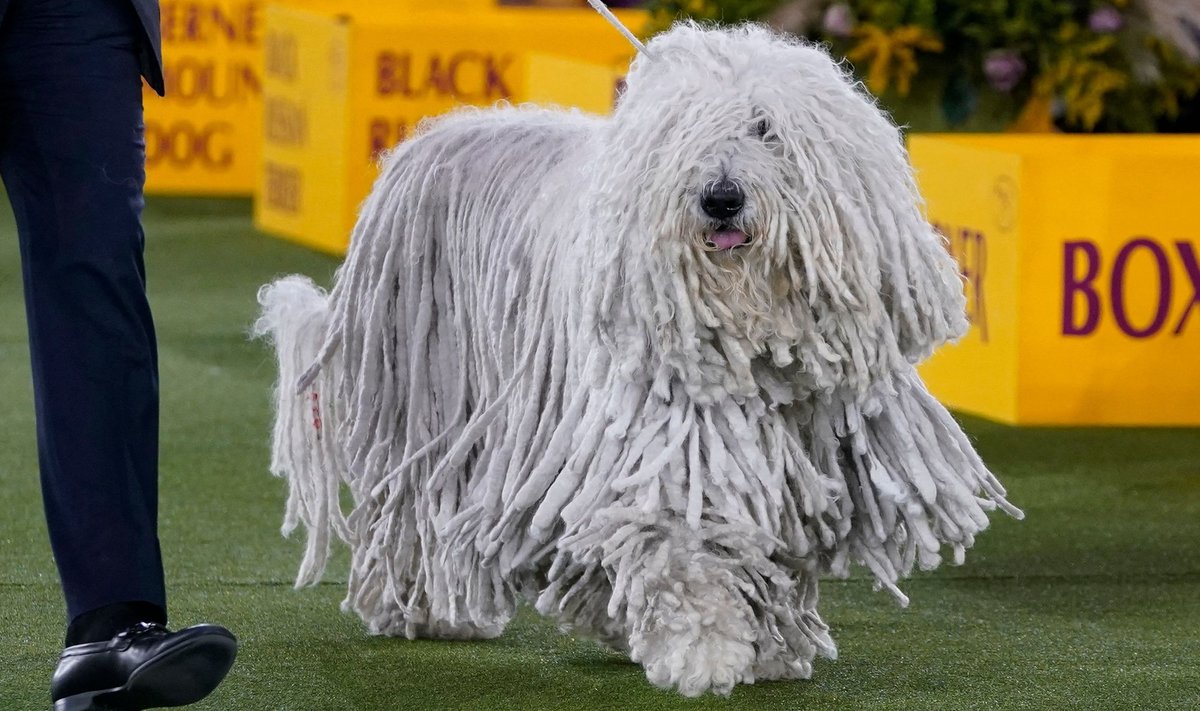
[701,180,744,220]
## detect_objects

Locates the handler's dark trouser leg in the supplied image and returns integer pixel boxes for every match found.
[0,0,166,639]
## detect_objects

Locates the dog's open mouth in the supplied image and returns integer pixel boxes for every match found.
[704,228,751,252]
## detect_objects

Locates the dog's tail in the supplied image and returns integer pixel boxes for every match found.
[253,275,349,588]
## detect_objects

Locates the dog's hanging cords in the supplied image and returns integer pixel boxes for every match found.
[586,0,652,56]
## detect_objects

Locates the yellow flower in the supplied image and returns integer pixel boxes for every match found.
[1018,27,1130,131]
[846,24,943,96]
[1047,50,1128,130]
[1146,37,1200,120]
[1009,76,1057,133]
[1061,64,1126,129]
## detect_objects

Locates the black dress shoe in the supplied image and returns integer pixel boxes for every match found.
[51,622,237,711]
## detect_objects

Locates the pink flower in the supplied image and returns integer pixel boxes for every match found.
[983,49,1027,92]
[1088,6,1124,34]
[822,3,856,39]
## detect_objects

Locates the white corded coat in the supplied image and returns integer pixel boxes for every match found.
[254,22,1021,697]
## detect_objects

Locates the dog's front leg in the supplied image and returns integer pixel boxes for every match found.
[619,529,759,697]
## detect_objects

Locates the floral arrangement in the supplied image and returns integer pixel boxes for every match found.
[644,0,1200,132]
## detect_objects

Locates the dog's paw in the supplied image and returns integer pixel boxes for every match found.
[629,579,758,697]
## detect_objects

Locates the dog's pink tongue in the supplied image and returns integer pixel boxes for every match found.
[711,230,748,250]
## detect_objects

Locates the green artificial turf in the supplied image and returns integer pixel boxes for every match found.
[1,196,1198,710]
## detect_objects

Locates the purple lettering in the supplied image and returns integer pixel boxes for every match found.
[1062,241,1102,336]
[484,55,514,100]
[1110,237,1172,338]
[1173,241,1200,336]
[375,51,513,100]
[448,52,480,100]
[368,119,389,160]
[377,52,398,95]
[265,31,298,81]
[961,228,987,342]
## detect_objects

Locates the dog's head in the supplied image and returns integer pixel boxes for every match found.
[588,23,967,399]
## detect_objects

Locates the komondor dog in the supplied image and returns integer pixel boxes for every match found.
[254,19,1021,697]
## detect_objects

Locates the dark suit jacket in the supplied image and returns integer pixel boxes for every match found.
[0,0,164,95]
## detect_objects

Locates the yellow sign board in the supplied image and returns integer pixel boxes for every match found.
[912,135,1200,425]
[255,2,642,253]
[144,0,264,195]
[142,0,610,195]
[253,4,350,253]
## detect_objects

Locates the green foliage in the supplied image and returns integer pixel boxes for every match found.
[641,0,1200,132]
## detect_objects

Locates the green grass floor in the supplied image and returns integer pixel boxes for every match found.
[1,196,1198,710]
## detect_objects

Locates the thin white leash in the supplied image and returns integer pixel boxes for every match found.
[586,0,653,57]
